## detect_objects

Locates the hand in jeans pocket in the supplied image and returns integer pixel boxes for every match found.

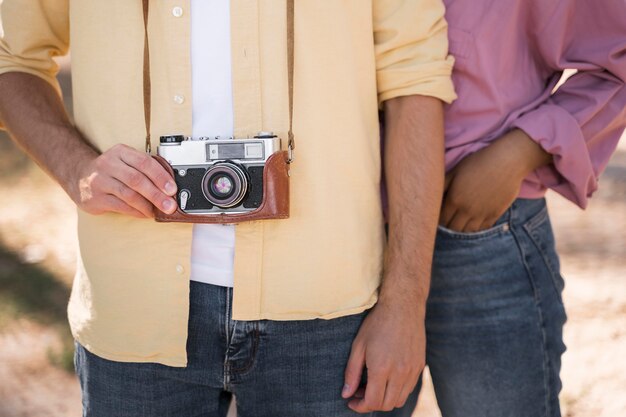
[440,129,552,233]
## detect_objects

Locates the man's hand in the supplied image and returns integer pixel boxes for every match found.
[440,129,552,233]
[0,73,178,219]
[340,95,443,413]
[342,300,424,413]
[72,144,178,219]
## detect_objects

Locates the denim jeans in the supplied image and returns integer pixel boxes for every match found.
[378,198,567,417]
[74,281,371,417]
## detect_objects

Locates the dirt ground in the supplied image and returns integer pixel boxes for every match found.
[0,61,624,417]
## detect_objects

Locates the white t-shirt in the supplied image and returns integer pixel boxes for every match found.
[189,0,235,287]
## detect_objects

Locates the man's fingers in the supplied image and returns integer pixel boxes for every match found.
[100,195,148,219]
[105,178,154,217]
[381,376,405,411]
[343,344,365,399]
[353,387,365,399]
[396,373,419,408]
[111,160,177,214]
[348,370,387,413]
[77,145,176,218]
[117,145,177,196]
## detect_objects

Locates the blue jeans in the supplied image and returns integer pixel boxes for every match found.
[74,282,371,417]
[378,198,567,417]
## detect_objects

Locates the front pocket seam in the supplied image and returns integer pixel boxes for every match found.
[522,208,565,303]
[523,206,549,232]
[437,222,510,240]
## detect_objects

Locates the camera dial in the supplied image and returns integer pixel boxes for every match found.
[159,135,185,145]
[201,162,249,208]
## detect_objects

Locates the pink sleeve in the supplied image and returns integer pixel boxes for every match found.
[512,1,626,208]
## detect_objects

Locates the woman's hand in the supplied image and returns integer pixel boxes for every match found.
[440,129,552,233]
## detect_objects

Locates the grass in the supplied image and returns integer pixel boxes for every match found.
[0,240,75,372]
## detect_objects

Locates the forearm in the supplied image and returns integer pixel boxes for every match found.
[0,72,98,200]
[496,128,553,175]
[382,95,445,315]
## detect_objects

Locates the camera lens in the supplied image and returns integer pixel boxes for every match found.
[201,163,248,208]
[210,175,234,198]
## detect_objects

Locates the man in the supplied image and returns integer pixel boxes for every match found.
[379,0,626,416]
[0,1,455,415]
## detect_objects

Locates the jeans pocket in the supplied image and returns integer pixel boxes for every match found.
[437,221,510,241]
[522,206,565,299]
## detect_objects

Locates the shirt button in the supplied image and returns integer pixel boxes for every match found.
[173,95,185,105]
[175,264,185,274]
[172,7,184,17]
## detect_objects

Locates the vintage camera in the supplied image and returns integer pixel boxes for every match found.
[157,133,281,214]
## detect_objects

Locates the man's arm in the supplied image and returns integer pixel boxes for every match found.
[0,72,177,217]
[339,0,455,412]
[343,95,444,412]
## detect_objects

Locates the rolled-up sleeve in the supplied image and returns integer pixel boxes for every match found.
[373,0,456,107]
[0,0,69,97]
[512,1,626,208]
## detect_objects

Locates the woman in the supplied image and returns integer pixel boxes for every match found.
[380,1,626,416]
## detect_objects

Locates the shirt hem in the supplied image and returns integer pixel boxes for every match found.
[73,334,188,368]
[517,187,547,200]
[231,297,378,322]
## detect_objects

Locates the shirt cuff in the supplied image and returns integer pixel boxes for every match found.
[512,103,597,208]
[377,56,456,108]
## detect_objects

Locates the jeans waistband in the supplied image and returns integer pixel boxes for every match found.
[496,198,547,227]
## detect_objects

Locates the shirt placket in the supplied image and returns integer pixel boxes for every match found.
[231,0,265,320]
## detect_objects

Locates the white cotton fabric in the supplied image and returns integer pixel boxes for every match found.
[189,0,235,287]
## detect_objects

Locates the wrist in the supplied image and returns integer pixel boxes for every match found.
[500,129,553,175]
[377,294,427,321]
[62,135,98,203]
[378,275,428,319]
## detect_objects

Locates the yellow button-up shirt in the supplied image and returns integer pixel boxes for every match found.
[0,0,455,366]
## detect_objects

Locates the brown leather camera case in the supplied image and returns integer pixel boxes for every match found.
[153,151,290,224]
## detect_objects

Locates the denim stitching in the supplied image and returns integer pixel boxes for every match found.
[509,206,552,417]
[524,205,549,230]
[436,221,510,240]
[224,287,231,390]
[523,208,565,305]
[229,323,260,374]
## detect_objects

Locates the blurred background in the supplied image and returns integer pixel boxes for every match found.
[0,57,624,417]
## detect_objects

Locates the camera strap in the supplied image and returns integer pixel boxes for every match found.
[141,0,151,154]
[286,0,295,163]
[141,0,296,163]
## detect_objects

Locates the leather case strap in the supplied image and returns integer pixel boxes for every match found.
[142,0,151,154]
[286,0,295,162]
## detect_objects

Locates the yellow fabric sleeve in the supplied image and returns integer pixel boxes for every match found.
[374,0,457,106]
[0,0,70,128]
